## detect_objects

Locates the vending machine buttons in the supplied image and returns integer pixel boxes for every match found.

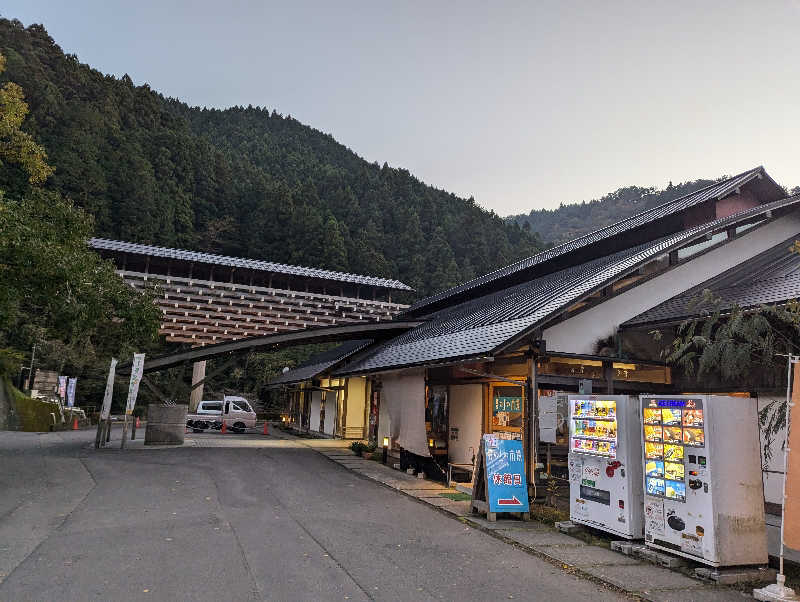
[688,454,697,464]
[698,456,707,466]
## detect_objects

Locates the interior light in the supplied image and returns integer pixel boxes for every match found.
[383,436,389,448]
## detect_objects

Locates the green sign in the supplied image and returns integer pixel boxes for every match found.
[494,396,522,413]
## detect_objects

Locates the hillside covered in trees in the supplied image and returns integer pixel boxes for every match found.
[509,177,799,245]
[509,180,718,244]
[0,18,544,300]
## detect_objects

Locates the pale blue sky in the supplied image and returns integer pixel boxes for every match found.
[4,1,800,214]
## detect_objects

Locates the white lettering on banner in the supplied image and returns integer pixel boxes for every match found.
[66,378,77,408]
[125,353,145,415]
[100,358,117,420]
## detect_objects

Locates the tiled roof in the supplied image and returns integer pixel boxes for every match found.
[269,339,373,385]
[408,166,782,315]
[90,238,413,291]
[622,234,800,327]
[338,195,800,375]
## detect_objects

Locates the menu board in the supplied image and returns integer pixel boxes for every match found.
[570,398,618,458]
[641,398,704,503]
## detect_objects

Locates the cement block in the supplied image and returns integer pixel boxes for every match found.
[538,544,642,567]
[555,520,584,535]
[695,566,777,585]
[582,563,702,591]
[503,529,588,548]
[611,541,633,555]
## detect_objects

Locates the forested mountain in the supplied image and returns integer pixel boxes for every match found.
[0,18,543,300]
[508,180,720,245]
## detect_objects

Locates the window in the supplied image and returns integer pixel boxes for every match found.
[201,402,223,412]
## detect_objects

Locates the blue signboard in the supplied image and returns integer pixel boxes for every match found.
[483,434,530,513]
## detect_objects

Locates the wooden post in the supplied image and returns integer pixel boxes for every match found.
[120,414,129,449]
[604,361,614,394]
[94,418,104,449]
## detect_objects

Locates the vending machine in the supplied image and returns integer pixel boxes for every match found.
[640,395,767,567]
[568,395,643,538]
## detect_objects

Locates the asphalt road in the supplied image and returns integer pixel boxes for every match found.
[0,430,626,601]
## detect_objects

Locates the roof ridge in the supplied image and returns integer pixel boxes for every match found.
[89,237,412,290]
[409,166,769,313]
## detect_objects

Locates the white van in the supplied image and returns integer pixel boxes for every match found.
[186,396,257,433]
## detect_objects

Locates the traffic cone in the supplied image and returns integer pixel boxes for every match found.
[135,416,141,429]
[221,421,227,434]
[72,417,79,430]
[262,422,269,436]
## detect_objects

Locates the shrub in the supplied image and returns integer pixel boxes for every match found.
[349,440,368,455]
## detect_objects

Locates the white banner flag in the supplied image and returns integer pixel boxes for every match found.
[58,375,67,400]
[125,353,145,415]
[66,378,77,408]
[100,358,117,420]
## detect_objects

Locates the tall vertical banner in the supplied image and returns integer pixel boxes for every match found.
[783,362,800,549]
[125,353,145,415]
[100,358,117,420]
[66,378,77,408]
[58,376,67,400]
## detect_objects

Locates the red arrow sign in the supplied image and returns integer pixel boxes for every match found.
[497,496,522,506]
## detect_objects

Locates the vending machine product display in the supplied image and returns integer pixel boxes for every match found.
[568,395,643,538]
[640,395,767,566]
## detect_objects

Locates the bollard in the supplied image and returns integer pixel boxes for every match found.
[263,422,269,436]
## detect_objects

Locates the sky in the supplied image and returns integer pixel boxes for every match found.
[4,1,800,215]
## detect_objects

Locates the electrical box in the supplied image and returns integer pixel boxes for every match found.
[640,395,767,566]
[568,395,643,538]
[539,392,568,444]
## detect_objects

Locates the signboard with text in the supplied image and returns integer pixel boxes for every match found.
[125,353,145,415]
[483,434,530,513]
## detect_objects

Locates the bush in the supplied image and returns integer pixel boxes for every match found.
[349,441,368,455]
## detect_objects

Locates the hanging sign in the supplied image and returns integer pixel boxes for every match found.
[484,434,530,513]
[58,376,67,400]
[100,358,117,421]
[66,378,77,407]
[125,353,145,415]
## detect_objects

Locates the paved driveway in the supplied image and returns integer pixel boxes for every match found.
[0,430,625,601]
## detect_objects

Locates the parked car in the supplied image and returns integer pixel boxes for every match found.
[186,396,257,433]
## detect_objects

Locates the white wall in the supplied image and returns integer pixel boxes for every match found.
[323,391,336,435]
[309,390,322,432]
[377,368,429,457]
[448,384,483,465]
[543,214,800,354]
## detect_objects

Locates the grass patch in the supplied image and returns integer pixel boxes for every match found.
[528,503,570,525]
[439,492,472,501]
[3,378,61,431]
